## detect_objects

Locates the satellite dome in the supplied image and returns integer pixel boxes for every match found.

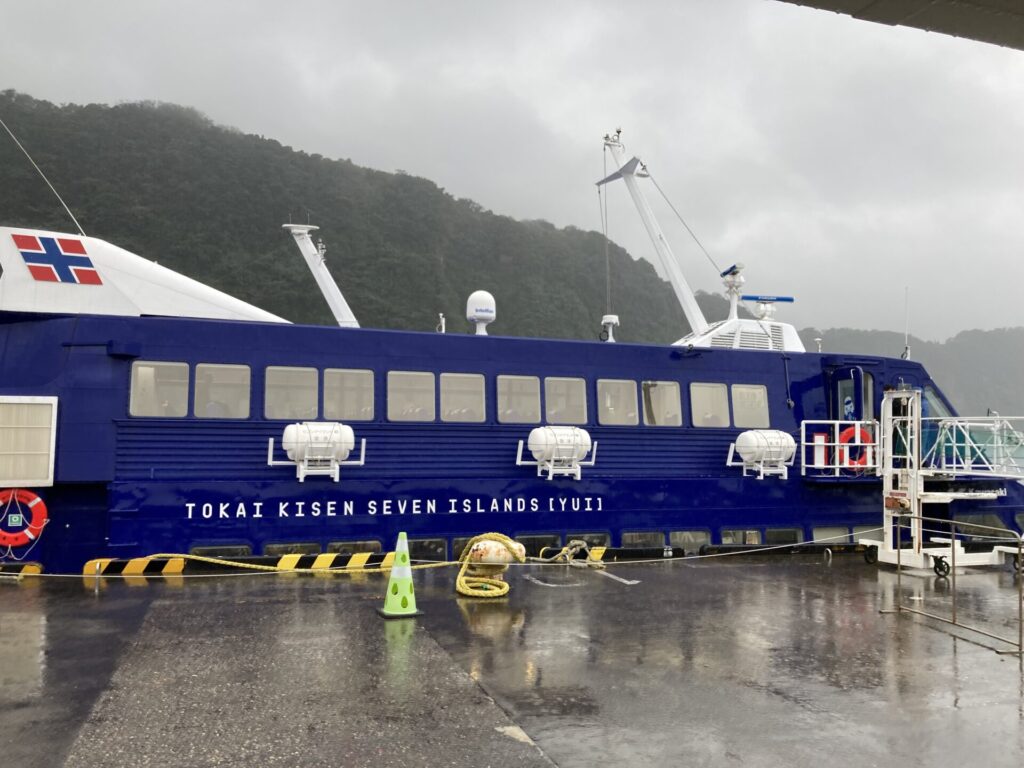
[466,290,496,335]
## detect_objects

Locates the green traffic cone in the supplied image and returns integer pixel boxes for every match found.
[377,532,423,619]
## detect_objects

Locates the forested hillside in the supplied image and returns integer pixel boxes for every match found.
[0,90,701,343]
[1,90,1020,414]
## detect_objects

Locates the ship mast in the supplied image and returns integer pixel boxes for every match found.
[283,224,360,328]
[598,131,710,337]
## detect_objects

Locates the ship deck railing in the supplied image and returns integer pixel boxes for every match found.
[799,419,880,478]
[919,416,1024,480]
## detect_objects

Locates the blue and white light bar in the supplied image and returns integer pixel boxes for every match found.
[741,295,794,303]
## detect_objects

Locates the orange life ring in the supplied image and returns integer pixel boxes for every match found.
[0,489,48,548]
[837,426,873,467]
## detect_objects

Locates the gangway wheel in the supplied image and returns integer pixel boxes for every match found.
[932,556,950,578]
[863,546,878,565]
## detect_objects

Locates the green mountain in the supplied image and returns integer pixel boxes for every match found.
[1,90,1020,415]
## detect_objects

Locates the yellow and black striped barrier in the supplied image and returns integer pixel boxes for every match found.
[0,561,43,576]
[83,551,397,577]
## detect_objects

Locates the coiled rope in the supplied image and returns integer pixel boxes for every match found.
[455,533,526,598]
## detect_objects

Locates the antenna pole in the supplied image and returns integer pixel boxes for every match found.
[902,286,911,360]
[0,115,86,236]
[598,133,709,336]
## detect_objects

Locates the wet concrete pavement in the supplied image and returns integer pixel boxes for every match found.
[2,556,1023,767]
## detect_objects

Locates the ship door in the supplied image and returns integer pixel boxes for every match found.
[830,366,875,424]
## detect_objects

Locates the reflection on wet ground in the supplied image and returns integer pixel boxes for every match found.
[1,556,1023,767]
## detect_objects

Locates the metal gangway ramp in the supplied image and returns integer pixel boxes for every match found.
[859,388,1023,573]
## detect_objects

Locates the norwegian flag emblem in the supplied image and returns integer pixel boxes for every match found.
[11,234,103,285]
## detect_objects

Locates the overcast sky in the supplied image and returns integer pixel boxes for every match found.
[3,0,1023,340]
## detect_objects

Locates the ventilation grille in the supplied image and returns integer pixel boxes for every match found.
[710,332,736,348]
[738,329,773,350]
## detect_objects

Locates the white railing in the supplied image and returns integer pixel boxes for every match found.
[799,420,879,477]
[920,416,1024,480]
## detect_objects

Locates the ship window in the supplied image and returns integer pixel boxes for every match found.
[953,513,1008,538]
[408,537,446,561]
[863,373,875,421]
[545,377,587,424]
[324,368,374,421]
[264,542,319,556]
[765,528,803,545]
[670,530,710,553]
[387,371,435,421]
[597,379,638,426]
[515,534,562,557]
[642,381,682,426]
[440,373,485,423]
[497,375,540,424]
[326,539,382,555]
[568,532,611,549]
[194,364,250,419]
[622,531,665,548]
[690,382,730,428]
[923,385,953,419]
[853,525,879,540]
[812,526,851,544]
[190,544,251,558]
[130,361,189,418]
[0,397,57,486]
[721,529,761,545]
[731,384,769,428]
[264,366,318,420]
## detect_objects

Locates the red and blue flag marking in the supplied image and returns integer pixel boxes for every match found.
[11,234,102,285]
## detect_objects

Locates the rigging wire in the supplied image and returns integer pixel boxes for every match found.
[645,168,720,276]
[0,114,86,236]
[600,145,612,315]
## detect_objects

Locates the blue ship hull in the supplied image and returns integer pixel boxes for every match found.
[2,310,1022,573]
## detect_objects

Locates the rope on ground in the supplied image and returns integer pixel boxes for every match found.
[1,527,889,581]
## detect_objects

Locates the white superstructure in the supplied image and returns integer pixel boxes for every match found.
[0,226,286,323]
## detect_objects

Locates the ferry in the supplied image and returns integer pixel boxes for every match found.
[1,132,1022,573]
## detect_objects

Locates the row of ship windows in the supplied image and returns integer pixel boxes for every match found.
[129,361,772,428]
[191,525,882,561]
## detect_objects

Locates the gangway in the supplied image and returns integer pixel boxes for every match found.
[858,388,1020,573]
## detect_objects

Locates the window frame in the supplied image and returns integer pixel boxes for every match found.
[596,378,639,427]
[544,376,588,425]
[641,380,683,427]
[496,374,541,424]
[690,382,731,428]
[324,368,375,422]
[264,365,319,421]
[440,372,486,423]
[129,360,190,418]
[387,371,436,422]
[730,383,770,429]
[194,363,251,420]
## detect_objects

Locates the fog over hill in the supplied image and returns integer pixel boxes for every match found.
[1,91,1020,415]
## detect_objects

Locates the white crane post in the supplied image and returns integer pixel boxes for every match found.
[600,136,709,336]
[282,224,360,328]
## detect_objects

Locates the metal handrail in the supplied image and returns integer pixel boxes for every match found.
[884,512,1023,655]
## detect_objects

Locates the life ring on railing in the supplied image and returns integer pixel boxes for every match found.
[0,489,49,548]
[837,426,872,467]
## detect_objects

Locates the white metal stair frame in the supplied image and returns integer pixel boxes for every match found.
[858,388,1012,571]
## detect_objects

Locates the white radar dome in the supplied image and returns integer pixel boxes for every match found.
[466,290,496,336]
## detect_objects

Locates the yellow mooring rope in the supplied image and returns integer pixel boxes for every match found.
[455,532,526,598]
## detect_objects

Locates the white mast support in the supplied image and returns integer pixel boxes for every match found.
[599,137,710,336]
[282,224,359,328]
